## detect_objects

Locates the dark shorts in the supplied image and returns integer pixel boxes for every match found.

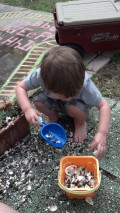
[33,91,90,114]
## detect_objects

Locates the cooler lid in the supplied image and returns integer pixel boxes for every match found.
[56,0,120,26]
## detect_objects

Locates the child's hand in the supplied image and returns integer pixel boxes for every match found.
[89,132,107,158]
[24,107,41,126]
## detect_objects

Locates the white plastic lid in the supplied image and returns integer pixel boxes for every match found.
[56,0,120,26]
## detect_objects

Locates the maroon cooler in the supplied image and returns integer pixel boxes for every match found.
[53,0,120,55]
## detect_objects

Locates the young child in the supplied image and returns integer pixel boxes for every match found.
[15,46,111,158]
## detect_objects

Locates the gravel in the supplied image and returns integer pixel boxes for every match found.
[0,116,90,210]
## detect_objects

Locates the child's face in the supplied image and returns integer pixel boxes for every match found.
[52,93,72,101]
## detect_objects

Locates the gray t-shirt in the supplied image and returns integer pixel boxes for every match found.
[23,68,102,107]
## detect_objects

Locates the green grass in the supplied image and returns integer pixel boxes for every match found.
[0,0,67,12]
[111,53,120,63]
[92,61,120,99]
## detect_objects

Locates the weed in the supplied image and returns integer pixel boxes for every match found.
[111,53,120,63]
[0,101,22,129]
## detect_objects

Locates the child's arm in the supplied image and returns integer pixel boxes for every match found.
[89,97,111,158]
[15,81,41,126]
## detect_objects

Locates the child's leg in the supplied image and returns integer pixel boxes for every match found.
[34,100,58,123]
[68,104,88,143]
[0,203,18,213]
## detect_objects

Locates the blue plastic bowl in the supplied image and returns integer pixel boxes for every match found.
[39,119,67,148]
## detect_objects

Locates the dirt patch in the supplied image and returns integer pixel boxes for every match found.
[92,60,120,99]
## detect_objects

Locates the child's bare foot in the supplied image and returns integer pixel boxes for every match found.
[74,121,87,143]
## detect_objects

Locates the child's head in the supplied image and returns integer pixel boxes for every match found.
[41,46,85,98]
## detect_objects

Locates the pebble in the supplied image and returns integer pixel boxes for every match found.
[93,150,98,156]
[85,197,94,205]
[49,205,58,212]
[27,185,32,191]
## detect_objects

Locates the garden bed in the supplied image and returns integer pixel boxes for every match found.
[0,101,30,155]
